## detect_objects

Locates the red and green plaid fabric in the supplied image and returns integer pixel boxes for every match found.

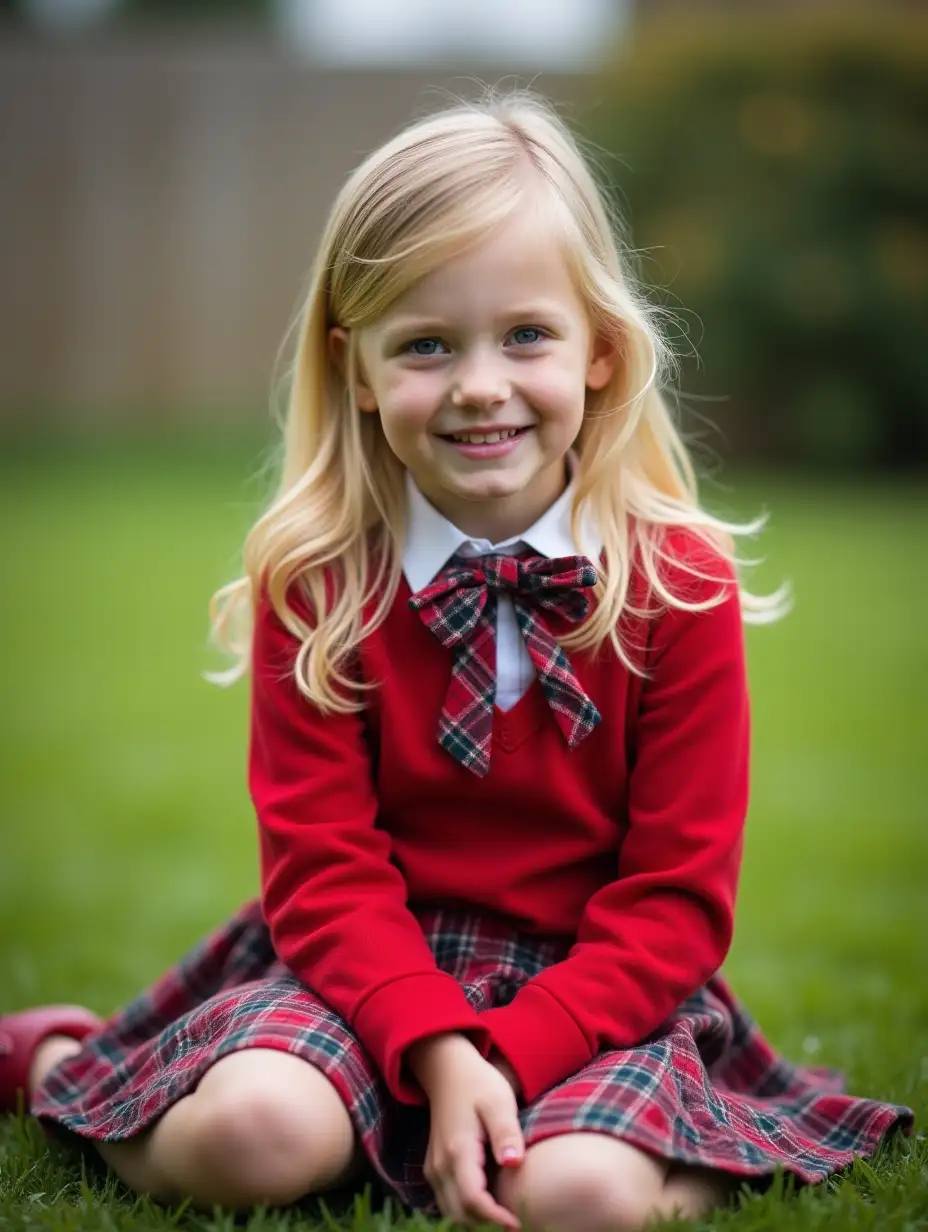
[31,901,912,1213]
[408,552,602,776]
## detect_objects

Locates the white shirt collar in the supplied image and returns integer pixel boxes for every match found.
[403,457,603,594]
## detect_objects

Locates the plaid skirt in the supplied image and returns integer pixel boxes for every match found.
[32,900,913,1212]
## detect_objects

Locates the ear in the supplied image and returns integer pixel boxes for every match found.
[585,329,619,392]
[327,326,378,413]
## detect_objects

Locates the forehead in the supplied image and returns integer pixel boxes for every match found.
[381,214,582,321]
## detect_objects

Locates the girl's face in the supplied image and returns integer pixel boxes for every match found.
[340,213,615,542]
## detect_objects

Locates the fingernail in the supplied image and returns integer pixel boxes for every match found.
[501,1147,522,1164]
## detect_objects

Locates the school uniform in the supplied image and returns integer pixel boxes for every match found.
[32,472,912,1211]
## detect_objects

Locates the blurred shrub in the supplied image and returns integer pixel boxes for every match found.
[586,11,927,468]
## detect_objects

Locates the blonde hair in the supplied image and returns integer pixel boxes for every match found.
[211,89,785,710]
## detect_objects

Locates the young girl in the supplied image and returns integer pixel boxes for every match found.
[2,92,912,1230]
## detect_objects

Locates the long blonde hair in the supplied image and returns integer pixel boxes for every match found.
[211,89,785,710]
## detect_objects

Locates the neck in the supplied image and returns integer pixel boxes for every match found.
[417,460,569,543]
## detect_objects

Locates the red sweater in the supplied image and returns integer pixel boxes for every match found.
[250,535,750,1106]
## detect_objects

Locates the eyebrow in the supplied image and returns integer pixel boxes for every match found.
[379,318,446,347]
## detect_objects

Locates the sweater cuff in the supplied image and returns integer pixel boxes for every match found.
[481,986,593,1104]
[353,972,491,1105]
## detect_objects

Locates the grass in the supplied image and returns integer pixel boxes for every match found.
[0,444,925,1231]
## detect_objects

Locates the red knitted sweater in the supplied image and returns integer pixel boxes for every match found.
[250,533,750,1105]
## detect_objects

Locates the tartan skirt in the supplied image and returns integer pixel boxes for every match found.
[32,900,913,1212]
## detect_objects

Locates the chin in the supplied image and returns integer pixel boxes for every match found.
[457,476,525,503]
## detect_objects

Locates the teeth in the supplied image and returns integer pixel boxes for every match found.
[451,429,521,443]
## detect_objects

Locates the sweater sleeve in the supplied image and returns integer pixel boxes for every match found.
[481,550,750,1104]
[250,588,491,1103]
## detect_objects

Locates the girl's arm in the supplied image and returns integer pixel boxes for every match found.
[251,588,491,1104]
[481,546,750,1104]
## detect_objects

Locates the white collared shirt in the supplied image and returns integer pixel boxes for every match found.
[403,468,603,710]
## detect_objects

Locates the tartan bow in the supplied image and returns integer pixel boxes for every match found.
[408,552,601,776]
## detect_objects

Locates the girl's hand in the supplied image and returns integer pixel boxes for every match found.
[408,1034,525,1229]
[488,1051,522,1100]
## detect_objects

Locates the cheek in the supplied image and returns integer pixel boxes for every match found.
[525,358,588,423]
[377,371,442,433]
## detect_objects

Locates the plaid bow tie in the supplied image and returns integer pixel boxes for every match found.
[408,552,602,776]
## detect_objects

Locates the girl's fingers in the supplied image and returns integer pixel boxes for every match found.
[425,1058,525,1227]
[455,1158,520,1230]
[484,1098,525,1169]
[445,1132,520,1230]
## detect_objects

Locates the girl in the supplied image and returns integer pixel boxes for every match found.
[1,92,912,1231]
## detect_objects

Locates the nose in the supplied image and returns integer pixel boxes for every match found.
[451,350,511,410]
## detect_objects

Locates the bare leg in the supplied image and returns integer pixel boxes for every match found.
[29,1035,82,1094]
[496,1133,735,1232]
[31,1041,364,1210]
[659,1163,739,1220]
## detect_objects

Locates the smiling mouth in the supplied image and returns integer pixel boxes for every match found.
[439,427,531,444]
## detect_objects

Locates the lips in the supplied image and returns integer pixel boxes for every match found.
[438,426,532,459]
[439,426,531,444]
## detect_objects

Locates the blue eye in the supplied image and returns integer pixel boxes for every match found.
[406,338,447,356]
[510,327,545,346]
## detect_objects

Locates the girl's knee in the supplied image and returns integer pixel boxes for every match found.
[185,1049,359,1208]
[497,1134,668,1232]
[188,1087,312,1205]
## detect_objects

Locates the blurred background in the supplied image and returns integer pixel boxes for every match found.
[0,0,925,464]
[0,0,926,1162]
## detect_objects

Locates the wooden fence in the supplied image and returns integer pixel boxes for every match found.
[0,31,586,426]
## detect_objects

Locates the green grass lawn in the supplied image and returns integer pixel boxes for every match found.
[0,446,925,1231]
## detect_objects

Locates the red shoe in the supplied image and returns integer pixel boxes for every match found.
[0,1005,103,1114]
